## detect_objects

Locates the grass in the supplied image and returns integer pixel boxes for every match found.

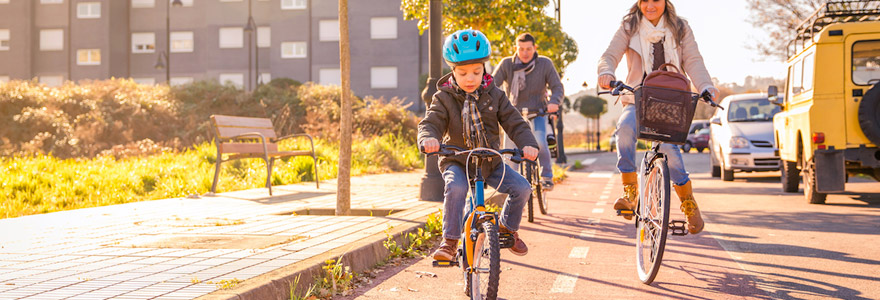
[0,134,421,219]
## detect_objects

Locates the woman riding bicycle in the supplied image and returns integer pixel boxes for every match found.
[597,0,718,234]
[419,29,539,260]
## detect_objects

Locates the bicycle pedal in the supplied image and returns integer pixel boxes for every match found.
[616,209,634,217]
[432,260,459,268]
[669,220,688,236]
[499,232,515,249]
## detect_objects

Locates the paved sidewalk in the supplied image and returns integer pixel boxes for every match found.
[0,172,439,300]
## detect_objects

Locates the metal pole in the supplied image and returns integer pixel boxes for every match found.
[166,1,170,84]
[419,0,444,202]
[247,0,253,91]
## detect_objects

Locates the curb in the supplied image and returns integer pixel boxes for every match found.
[196,217,430,300]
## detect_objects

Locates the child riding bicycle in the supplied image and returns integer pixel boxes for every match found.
[598,0,719,234]
[418,29,539,260]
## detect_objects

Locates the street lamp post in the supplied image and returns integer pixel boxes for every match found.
[155,0,184,84]
[244,0,255,91]
[418,0,444,202]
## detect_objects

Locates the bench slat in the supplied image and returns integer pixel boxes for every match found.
[215,127,278,139]
[219,142,279,154]
[212,115,275,128]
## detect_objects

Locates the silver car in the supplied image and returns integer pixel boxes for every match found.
[709,93,783,181]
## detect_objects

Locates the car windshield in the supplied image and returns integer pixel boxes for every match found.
[696,128,710,135]
[728,99,779,122]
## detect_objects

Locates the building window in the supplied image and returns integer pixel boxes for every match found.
[0,76,9,83]
[0,29,9,51]
[319,20,339,42]
[219,27,243,49]
[257,26,270,48]
[170,31,193,52]
[220,0,243,2]
[852,40,880,85]
[281,42,306,58]
[281,0,305,10]
[319,68,340,86]
[41,0,63,4]
[40,76,64,87]
[219,73,244,88]
[0,0,9,4]
[131,0,154,8]
[77,49,101,65]
[370,17,397,40]
[259,73,271,84]
[40,29,64,51]
[176,0,194,7]
[371,67,398,89]
[131,33,155,53]
[133,78,156,85]
[170,77,193,86]
[77,2,101,19]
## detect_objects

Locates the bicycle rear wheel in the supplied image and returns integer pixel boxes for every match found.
[536,169,548,215]
[635,156,671,284]
[466,221,501,299]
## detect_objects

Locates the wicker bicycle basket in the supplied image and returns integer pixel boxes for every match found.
[634,86,698,145]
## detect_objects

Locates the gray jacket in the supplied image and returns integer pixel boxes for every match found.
[492,55,564,112]
[418,72,539,174]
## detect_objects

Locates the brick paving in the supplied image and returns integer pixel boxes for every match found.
[0,172,438,300]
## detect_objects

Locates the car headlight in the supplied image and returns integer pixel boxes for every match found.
[729,136,749,149]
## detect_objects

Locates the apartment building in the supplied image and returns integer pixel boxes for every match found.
[0,0,429,109]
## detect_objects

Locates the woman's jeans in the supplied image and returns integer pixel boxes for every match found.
[503,115,553,179]
[616,105,690,186]
[441,163,531,240]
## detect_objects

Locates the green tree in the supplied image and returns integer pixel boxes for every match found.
[401,0,578,76]
[574,95,607,118]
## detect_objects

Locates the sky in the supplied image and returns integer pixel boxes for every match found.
[545,0,789,96]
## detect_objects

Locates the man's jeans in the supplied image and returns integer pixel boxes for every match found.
[616,105,690,186]
[441,163,531,240]
[504,115,553,179]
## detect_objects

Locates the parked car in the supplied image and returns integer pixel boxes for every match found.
[709,93,783,181]
[681,120,710,152]
[687,128,710,153]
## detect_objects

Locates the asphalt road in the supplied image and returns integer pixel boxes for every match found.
[345,152,880,300]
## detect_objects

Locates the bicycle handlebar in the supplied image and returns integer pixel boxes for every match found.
[600,80,724,110]
[522,109,559,120]
[419,144,533,164]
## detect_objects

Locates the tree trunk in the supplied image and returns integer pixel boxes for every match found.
[336,0,351,216]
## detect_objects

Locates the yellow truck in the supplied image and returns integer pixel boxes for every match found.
[772,0,880,204]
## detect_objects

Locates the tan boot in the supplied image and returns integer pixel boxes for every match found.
[612,172,638,220]
[674,181,704,234]
[432,239,458,261]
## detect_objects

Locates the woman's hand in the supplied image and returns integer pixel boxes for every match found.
[598,74,615,90]
[522,146,538,161]
[705,87,720,101]
[422,138,440,153]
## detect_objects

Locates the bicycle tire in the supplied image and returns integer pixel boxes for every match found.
[635,156,671,284]
[537,179,548,215]
[466,221,501,300]
[525,165,535,223]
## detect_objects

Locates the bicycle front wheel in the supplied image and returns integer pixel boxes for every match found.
[635,156,671,284]
[536,176,548,215]
[525,164,535,223]
[467,221,501,300]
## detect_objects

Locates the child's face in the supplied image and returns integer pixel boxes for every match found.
[452,63,484,93]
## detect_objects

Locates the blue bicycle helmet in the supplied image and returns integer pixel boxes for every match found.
[442,29,491,67]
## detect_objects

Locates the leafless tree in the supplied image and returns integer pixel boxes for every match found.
[746,0,824,61]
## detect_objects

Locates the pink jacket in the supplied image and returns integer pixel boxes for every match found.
[597,19,714,106]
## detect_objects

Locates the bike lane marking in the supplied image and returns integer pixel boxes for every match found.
[549,272,579,294]
[568,247,590,259]
[587,171,613,178]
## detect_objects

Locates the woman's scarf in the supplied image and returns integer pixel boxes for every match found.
[638,15,680,73]
[509,52,537,106]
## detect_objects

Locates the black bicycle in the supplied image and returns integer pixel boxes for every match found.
[519,109,557,222]
[603,80,721,284]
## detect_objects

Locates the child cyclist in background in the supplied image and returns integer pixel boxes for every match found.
[418,29,539,260]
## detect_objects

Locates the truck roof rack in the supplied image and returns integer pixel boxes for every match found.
[789,0,880,56]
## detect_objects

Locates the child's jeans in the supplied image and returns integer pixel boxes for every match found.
[441,163,532,240]
[616,105,690,186]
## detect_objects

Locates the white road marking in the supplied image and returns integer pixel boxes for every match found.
[588,172,613,178]
[601,190,611,195]
[581,158,597,165]
[596,201,606,206]
[591,208,604,214]
[550,272,579,293]
[579,229,596,239]
[569,247,590,259]
[599,195,610,200]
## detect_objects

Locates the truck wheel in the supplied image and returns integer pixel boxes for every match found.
[780,160,799,193]
[802,156,826,204]
[858,83,880,146]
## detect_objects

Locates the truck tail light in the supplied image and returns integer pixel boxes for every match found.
[812,132,825,144]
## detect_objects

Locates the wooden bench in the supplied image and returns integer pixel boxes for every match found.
[210,115,319,195]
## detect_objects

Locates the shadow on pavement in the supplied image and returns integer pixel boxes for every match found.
[705,210,880,235]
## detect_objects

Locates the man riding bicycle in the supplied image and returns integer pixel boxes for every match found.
[419,29,539,261]
[492,33,564,191]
